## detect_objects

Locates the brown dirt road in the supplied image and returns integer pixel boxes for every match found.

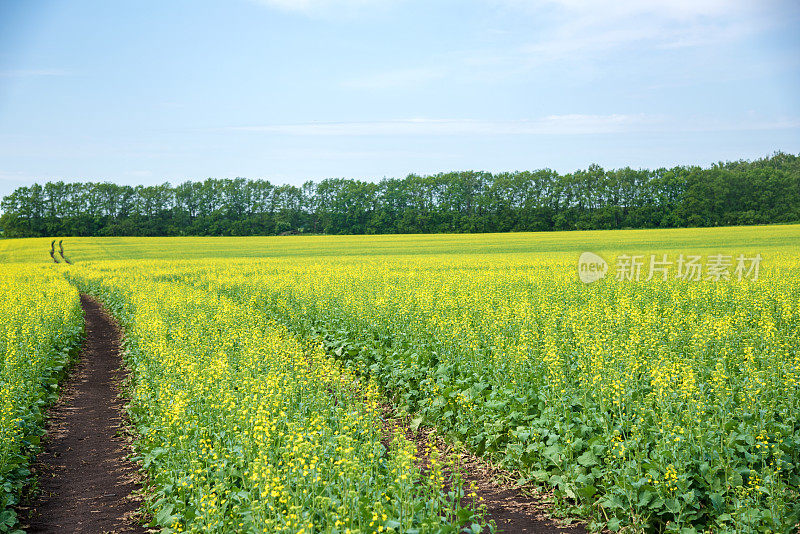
[20,294,147,533]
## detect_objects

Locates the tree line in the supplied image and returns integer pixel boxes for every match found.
[1,152,798,238]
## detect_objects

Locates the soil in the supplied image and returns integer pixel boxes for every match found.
[19,294,147,533]
[382,409,586,534]
[458,451,586,534]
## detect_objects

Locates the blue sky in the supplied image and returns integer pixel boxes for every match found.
[1,0,798,198]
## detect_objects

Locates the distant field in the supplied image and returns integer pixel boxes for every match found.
[0,224,797,263]
[2,225,799,532]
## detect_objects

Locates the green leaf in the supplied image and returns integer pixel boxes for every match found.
[637,490,654,507]
[475,436,486,455]
[544,443,562,461]
[410,416,424,431]
[0,510,16,528]
[577,450,599,467]
[530,470,549,482]
[602,494,625,510]
[155,504,175,526]
[575,484,597,500]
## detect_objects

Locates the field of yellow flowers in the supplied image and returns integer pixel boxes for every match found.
[1,225,799,533]
[64,267,484,533]
[0,266,83,530]
[127,248,799,533]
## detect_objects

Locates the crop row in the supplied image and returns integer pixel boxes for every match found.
[66,266,485,533]
[8,250,799,533]
[0,266,83,532]
[158,254,800,533]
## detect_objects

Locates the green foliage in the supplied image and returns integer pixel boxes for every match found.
[0,267,83,532]
[168,248,800,532]
[5,228,800,532]
[2,152,798,238]
[66,269,487,533]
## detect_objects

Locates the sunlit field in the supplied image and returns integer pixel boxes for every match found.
[2,225,799,532]
[0,224,794,264]
[0,267,82,528]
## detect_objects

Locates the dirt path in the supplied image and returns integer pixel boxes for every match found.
[20,294,146,533]
[382,410,585,534]
[459,453,585,534]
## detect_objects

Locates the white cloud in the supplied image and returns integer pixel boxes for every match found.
[225,113,800,137]
[266,147,458,160]
[227,114,653,136]
[479,0,768,70]
[340,0,773,92]
[684,116,800,133]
